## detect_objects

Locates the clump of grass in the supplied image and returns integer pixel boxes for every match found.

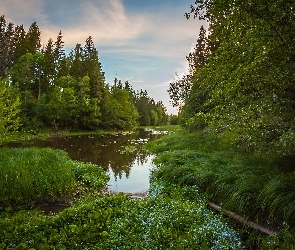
[0,147,109,209]
[0,147,76,208]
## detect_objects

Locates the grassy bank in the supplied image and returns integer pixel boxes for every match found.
[0,147,109,210]
[0,143,244,249]
[146,130,295,248]
[3,126,294,248]
[0,180,243,249]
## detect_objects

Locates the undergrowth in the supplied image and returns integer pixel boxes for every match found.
[146,130,295,248]
[0,181,243,249]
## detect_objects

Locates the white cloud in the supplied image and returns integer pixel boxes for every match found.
[0,0,47,25]
[59,0,148,47]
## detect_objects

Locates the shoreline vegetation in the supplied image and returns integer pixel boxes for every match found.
[0,125,181,145]
[0,126,294,249]
[146,129,295,249]
[0,145,243,249]
[0,127,237,249]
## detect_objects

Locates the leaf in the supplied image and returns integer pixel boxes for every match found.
[101,231,109,237]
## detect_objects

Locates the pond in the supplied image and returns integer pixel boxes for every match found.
[4,129,166,193]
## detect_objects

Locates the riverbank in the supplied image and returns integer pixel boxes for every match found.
[0,170,244,249]
[2,125,293,248]
[0,126,245,249]
[0,125,180,145]
[146,130,295,249]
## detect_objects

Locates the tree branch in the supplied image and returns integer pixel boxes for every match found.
[208,202,277,236]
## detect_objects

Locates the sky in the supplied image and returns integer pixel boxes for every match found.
[1,0,206,114]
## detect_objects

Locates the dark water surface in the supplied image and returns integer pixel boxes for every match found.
[5,129,166,193]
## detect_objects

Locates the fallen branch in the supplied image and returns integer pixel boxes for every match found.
[208,202,277,236]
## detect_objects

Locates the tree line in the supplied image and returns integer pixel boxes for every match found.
[0,16,168,134]
[169,1,295,156]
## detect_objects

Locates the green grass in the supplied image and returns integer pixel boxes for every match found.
[0,147,109,209]
[146,131,295,248]
[0,131,50,144]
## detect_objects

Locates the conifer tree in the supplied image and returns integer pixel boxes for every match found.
[25,22,41,54]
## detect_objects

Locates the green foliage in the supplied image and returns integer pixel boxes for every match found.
[179,1,295,156]
[0,78,21,142]
[0,195,127,249]
[103,182,242,249]
[0,184,243,249]
[0,148,76,207]
[147,131,295,237]
[1,15,170,132]
[135,89,169,126]
[74,162,109,190]
[0,147,109,209]
[103,87,139,129]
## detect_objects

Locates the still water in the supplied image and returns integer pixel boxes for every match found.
[6,129,165,193]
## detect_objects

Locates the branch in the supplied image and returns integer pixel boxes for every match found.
[208,202,277,236]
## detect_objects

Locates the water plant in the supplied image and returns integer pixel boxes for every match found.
[103,180,243,249]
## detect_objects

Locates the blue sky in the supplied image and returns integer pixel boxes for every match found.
[1,0,206,114]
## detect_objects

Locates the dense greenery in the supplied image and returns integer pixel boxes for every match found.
[0,16,169,132]
[0,178,244,249]
[165,2,295,246]
[0,147,109,209]
[170,1,295,156]
[147,131,295,248]
[0,79,20,143]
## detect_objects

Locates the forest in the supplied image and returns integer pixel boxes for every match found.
[0,15,169,136]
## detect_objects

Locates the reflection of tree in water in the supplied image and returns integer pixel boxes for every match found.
[108,152,135,179]
[136,149,152,166]
[105,131,163,180]
[7,129,165,180]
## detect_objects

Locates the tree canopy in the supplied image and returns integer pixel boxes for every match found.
[171,1,295,156]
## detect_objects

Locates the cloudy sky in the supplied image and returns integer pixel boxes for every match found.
[1,0,206,114]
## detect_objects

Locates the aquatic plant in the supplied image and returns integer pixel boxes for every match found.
[104,181,243,249]
[0,183,244,249]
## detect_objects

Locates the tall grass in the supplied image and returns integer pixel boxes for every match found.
[0,147,77,207]
[146,131,295,228]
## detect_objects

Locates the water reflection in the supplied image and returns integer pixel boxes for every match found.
[108,155,155,193]
[3,129,165,192]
